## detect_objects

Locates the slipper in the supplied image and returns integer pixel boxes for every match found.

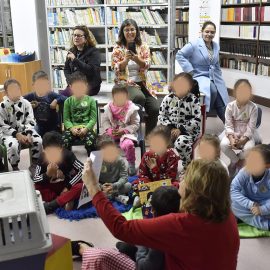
[71,240,94,257]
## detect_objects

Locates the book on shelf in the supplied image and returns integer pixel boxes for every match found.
[151,51,167,65]
[176,9,189,21]
[107,0,167,4]
[52,69,67,89]
[47,7,105,26]
[50,48,68,64]
[107,28,119,45]
[221,7,260,22]
[259,6,270,22]
[221,58,256,73]
[176,24,188,37]
[47,0,102,6]
[257,63,270,76]
[220,25,258,39]
[222,0,266,4]
[175,37,188,49]
[49,28,73,46]
[176,0,189,5]
[106,8,166,25]
[140,30,163,46]
[220,39,257,57]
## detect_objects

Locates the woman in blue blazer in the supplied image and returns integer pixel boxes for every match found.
[176,21,229,123]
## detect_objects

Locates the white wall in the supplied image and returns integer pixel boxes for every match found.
[222,68,270,98]
[10,0,39,57]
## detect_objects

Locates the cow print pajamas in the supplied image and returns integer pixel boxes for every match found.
[0,96,42,167]
[158,92,201,169]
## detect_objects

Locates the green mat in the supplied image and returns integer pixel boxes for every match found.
[122,210,270,239]
[238,223,270,238]
[122,207,143,220]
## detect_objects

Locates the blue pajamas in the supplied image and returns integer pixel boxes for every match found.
[231,168,270,230]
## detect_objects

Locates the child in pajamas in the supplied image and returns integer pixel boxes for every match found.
[24,70,66,136]
[98,135,131,204]
[33,131,84,214]
[63,72,97,155]
[103,84,140,176]
[134,125,180,190]
[231,144,270,230]
[221,79,258,177]
[158,72,201,169]
[0,79,42,171]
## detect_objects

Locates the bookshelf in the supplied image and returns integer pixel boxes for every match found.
[45,0,175,91]
[220,0,270,77]
[0,0,14,50]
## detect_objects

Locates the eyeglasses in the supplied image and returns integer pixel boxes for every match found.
[124,28,136,33]
[72,34,85,38]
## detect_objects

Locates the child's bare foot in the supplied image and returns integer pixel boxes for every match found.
[65,201,74,211]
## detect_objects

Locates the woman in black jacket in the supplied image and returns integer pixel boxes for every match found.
[63,25,102,96]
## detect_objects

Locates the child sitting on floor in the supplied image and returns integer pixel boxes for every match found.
[24,70,66,137]
[33,131,84,214]
[158,72,201,170]
[231,144,270,231]
[134,125,180,191]
[116,185,181,269]
[0,79,42,171]
[198,134,228,174]
[98,135,131,205]
[63,71,97,155]
[103,84,140,176]
[221,79,258,177]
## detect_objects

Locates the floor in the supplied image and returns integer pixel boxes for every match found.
[15,104,270,270]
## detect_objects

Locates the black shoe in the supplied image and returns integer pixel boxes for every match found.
[12,165,19,171]
[71,240,94,257]
[116,241,137,261]
[44,200,60,215]
[0,161,5,172]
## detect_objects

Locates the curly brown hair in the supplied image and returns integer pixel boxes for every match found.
[70,25,97,49]
[180,159,231,223]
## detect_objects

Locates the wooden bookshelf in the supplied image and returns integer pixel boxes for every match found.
[45,0,174,89]
[220,0,270,77]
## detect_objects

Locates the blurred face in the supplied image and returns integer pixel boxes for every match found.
[33,78,51,97]
[113,92,128,107]
[101,144,119,163]
[149,134,168,156]
[73,29,86,48]
[172,77,191,98]
[235,83,252,106]
[245,150,266,177]
[202,24,216,43]
[6,83,21,102]
[123,24,136,44]
[44,146,63,164]
[70,81,88,98]
[198,141,218,161]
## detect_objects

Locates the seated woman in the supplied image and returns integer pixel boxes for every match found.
[63,25,102,96]
[111,19,159,135]
[81,159,240,270]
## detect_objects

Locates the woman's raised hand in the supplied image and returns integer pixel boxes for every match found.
[82,159,101,197]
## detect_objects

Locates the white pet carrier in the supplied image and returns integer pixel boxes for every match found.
[0,170,52,262]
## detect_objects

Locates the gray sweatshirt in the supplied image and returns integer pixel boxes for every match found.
[99,157,128,191]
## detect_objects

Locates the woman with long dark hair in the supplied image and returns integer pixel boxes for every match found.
[63,25,101,96]
[112,19,159,134]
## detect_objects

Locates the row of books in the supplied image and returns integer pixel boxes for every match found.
[151,51,167,65]
[107,8,166,25]
[220,40,257,56]
[258,44,270,58]
[176,0,189,5]
[220,58,256,73]
[176,24,188,37]
[257,63,270,76]
[220,25,258,39]
[53,69,67,88]
[48,8,105,26]
[49,28,72,46]
[175,37,188,49]
[106,0,167,3]
[176,9,189,21]
[50,48,68,64]
[146,70,167,86]
[47,0,102,5]
[222,0,269,4]
[221,6,270,22]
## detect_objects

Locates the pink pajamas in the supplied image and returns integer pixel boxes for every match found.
[106,128,136,164]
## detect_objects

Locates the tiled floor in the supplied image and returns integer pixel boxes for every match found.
[15,103,270,270]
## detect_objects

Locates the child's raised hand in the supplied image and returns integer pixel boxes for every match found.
[50,99,58,110]
[146,158,157,170]
[16,133,28,144]
[171,128,181,139]
[82,159,101,197]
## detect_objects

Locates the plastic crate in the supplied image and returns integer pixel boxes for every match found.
[0,170,52,263]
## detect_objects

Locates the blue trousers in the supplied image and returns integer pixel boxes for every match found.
[232,200,270,230]
[210,81,226,123]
